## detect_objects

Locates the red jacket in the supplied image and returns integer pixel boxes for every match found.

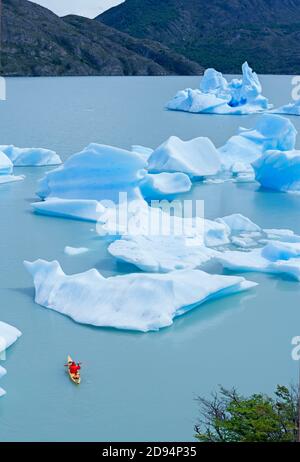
[70,363,80,374]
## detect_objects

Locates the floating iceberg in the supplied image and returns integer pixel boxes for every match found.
[0,321,21,397]
[272,100,300,116]
[0,145,62,166]
[140,172,192,200]
[24,259,256,332]
[253,149,300,192]
[219,114,297,171]
[37,143,147,202]
[166,62,271,115]
[147,136,221,179]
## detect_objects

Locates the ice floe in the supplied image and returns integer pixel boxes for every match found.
[253,149,300,192]
[0,321,21,397]
[0,145,61,166]
[24,259,256,332]
[108,235,217,273]
[147,136,221,179]
[166,62,271,115]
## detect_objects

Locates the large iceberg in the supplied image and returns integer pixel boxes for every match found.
[166,62,271,115]
[24,259,256,332]
[37,143,147,202]
[218,114,297,172]
[147,136,221,179]
[0,321,21,397]
[0,145,61,166]
[253,149,300,192]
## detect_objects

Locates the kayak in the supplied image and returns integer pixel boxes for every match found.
[66,355,81,385]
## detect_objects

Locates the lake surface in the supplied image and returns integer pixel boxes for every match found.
[0,76,300,442]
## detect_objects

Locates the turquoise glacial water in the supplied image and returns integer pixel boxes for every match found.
[0,76,300,441]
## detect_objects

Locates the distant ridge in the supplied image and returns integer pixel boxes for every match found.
[99,0,300,74]
[1,0,203,76]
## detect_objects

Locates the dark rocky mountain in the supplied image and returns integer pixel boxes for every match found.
[99,0,300,73]
[1,0,203,76]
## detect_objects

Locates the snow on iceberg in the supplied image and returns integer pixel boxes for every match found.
[0,321,21,397]
[166,62,271,115]
[140,172,192,200]
[0,145,62,166]
[147,136,221,179]
[24,259,256,332]
[253,149,300,192]
[37,143,147,202]
[219,114,297,171]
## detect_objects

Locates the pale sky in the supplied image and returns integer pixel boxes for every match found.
[30,0,125,18]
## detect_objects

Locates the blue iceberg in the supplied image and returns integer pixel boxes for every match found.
[0,145,62,166]
[166,62,271,115]
[219,114,297,173]
[253,149,300,192]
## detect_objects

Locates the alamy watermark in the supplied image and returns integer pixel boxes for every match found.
[94,193,205,243]
[291,76,300,101]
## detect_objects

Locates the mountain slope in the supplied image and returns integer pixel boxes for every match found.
[99,0,300,73]
[1,0,203,76]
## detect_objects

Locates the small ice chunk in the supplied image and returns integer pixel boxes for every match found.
[64,246,89,256]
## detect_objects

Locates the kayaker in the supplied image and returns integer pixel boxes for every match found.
[68,361,81,376]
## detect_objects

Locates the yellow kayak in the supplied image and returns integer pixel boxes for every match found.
[66,355,81,385]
